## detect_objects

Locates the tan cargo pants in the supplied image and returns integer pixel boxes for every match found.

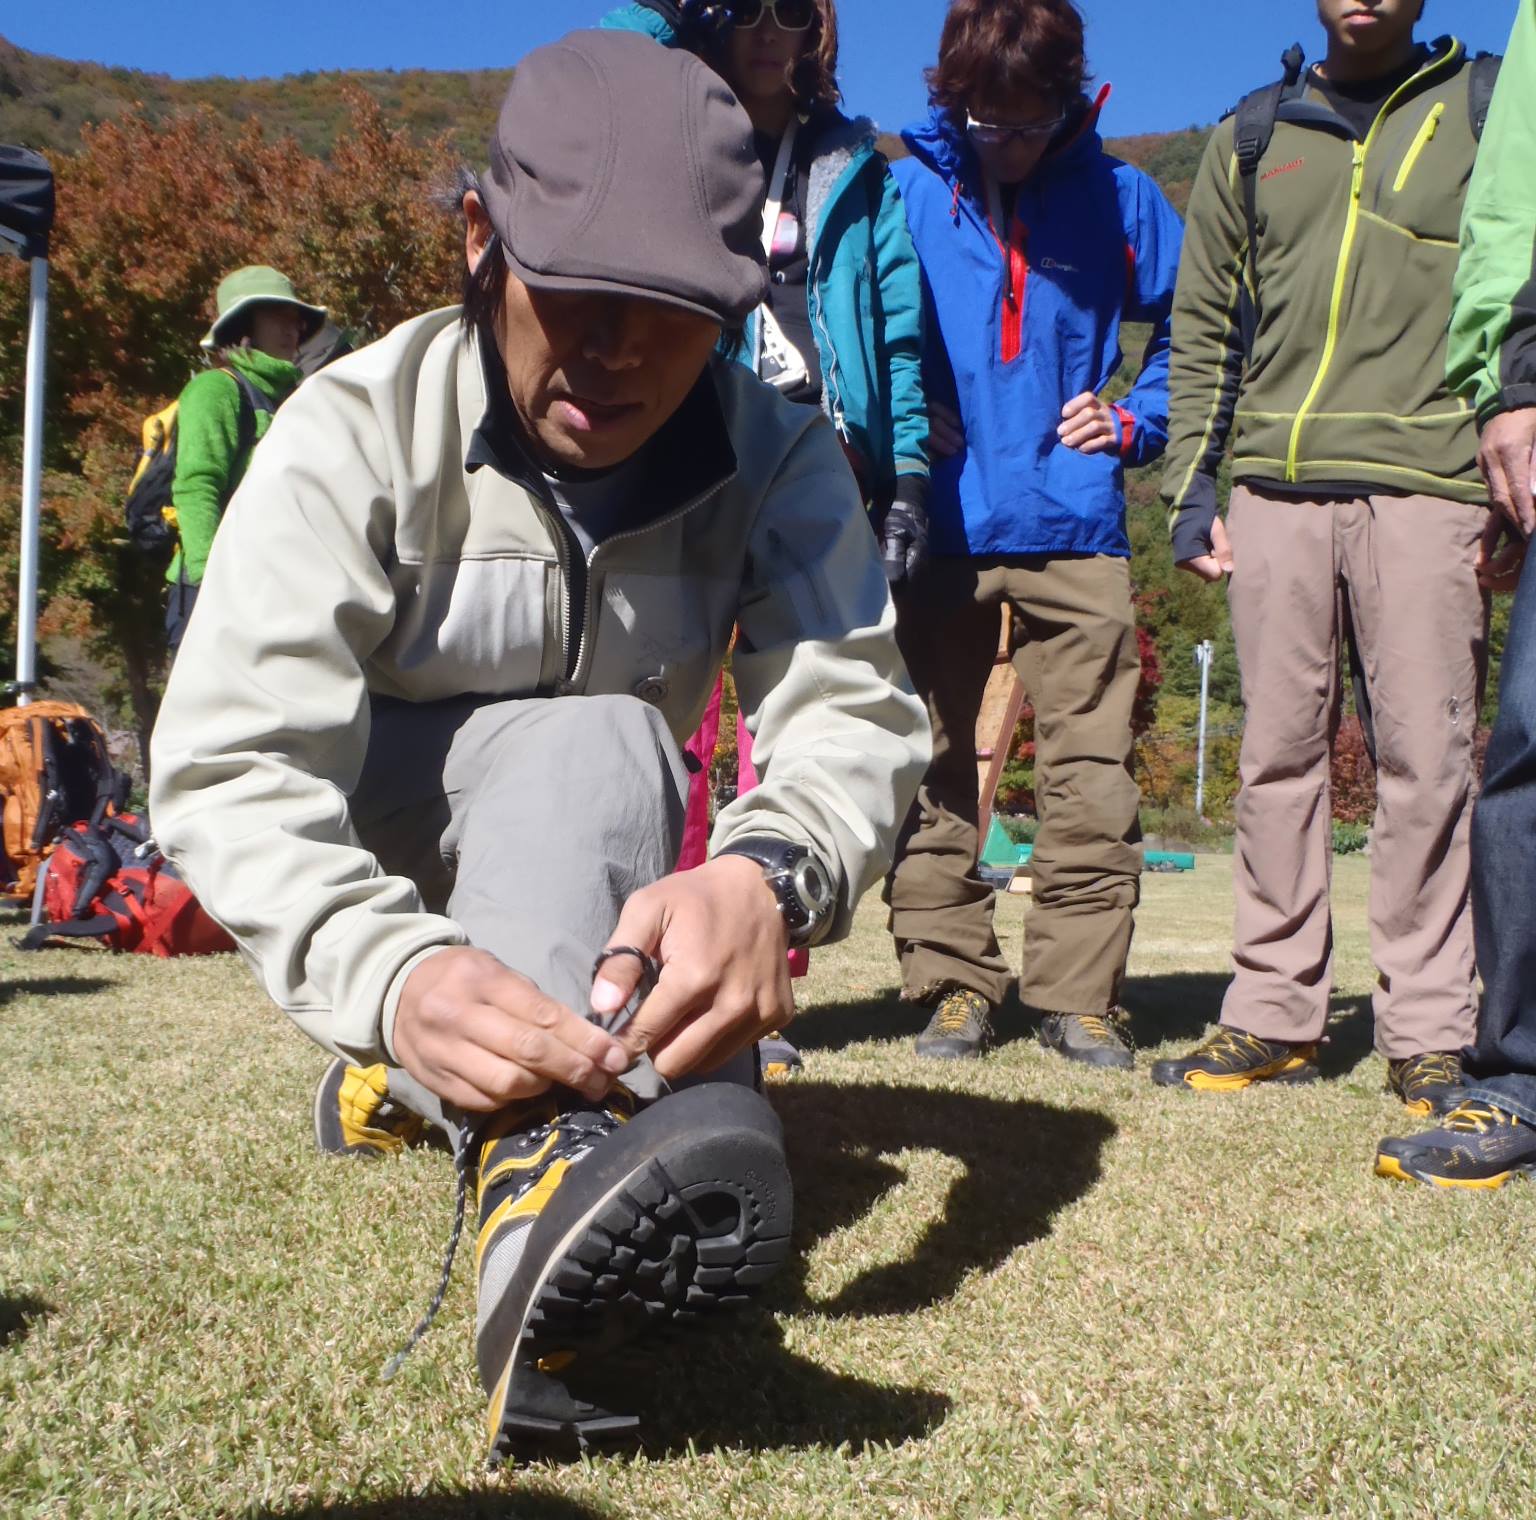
[885,555,1142,1014]
[1223,485,1488,1058]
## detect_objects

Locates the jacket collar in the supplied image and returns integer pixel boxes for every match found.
[463,327,737,522]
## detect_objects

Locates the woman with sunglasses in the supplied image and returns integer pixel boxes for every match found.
[884,0,1183,1067]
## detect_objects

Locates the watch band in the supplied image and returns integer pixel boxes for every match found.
[716,837,835,948]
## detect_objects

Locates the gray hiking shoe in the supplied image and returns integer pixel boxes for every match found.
[915,989,993,1060]
[1039,1010,1134,1071]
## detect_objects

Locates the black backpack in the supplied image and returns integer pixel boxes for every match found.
[123,369,277,555]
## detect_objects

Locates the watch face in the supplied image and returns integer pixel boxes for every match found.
[791,854,835,916]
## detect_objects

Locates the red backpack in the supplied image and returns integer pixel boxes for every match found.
[18,811,235,957]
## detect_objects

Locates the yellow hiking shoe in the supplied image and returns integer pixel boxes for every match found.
[1385,1052,1467,1117]
[1149,1027,1319,1091]
[1375,1101,1536,1189]
[914,988,993,1060]
[313,1059,425,1158]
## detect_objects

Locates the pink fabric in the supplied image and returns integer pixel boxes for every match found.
[678,673,809,978]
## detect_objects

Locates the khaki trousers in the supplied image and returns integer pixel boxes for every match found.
[886,555,1142,1013]
[1223,485,1488,1057]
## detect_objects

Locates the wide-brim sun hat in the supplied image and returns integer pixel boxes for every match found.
[481,30,767,328]
[202,265,328,350]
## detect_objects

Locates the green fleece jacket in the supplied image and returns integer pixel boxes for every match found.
[168,346,300,585]
[1165,36,1489,562]
[1449,0,1536,424]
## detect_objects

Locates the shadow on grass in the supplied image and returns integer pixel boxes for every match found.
[245,1494,613,1520]
[0,1293,52,1350]
[1319,995,1375,1078]
[0,974,115,1008]
[776,1080,1115,1317]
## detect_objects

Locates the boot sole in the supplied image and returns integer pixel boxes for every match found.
[1374,1153,1536,1190]
[480,1084,792,1466]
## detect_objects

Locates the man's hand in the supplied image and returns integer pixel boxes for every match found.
[1176,516,1234,583]
[1057,392,1120,455]
[393,947,631,1112]
[589,855,794,1082]
[928,401,965,459]
[1478,509,1528,593]
[1479,407,1536,538]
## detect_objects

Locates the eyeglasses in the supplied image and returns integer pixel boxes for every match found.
[732,0,817,32]
[965,110,1066,147]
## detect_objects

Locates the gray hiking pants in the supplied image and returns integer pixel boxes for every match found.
[349,693,757,1144]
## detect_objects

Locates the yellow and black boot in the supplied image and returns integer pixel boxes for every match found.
[1149,1027,1319,1091]
[313,1059,426,1158]
[474,1082,793,1466]
[1376,1101,1536,1189]
[1385,1052,1467,1117]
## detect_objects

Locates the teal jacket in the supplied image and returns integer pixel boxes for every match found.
[601,4,929,504]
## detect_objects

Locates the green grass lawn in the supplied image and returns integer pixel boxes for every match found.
[3,856,1531,1519]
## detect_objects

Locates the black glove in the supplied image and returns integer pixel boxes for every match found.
[880,479,930,587]
[633,0,737,43]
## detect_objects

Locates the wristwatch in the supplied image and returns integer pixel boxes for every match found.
[717,837,836,948]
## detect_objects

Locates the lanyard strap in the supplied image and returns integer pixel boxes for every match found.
[759,118,800,256]
[984,172,1009,248]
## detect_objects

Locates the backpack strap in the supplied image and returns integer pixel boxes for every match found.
[1234,43,1307,299]
[1468,52,1502,141]
[227,370,278,471]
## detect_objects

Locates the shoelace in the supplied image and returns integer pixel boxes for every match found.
[381,947,661,1381]
[1198,1026,1274,1071]
[934,992,984,1034]
[1401,1053,1462,1094]
[1075,1012,1129,1047]
[1441,1103,1514,1136]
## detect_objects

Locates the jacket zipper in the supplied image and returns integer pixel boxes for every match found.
[807,150,870,445]
[1001,220,1029,365]
[1284,46,1459,481]
[526,498,582,683]
[560,477,733,691]
[1392,102,1445,192]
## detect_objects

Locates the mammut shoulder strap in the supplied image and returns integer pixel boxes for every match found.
[1467,52,1502,141]
[1233,43,1307,254]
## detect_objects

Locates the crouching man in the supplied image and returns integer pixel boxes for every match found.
[149,31,928,1464]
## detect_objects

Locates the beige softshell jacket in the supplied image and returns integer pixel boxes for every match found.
[149,307,930,1066]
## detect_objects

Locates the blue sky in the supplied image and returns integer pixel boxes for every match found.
[8,1,1522,138]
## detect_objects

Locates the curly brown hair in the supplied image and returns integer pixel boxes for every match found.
[790,0,841,110]
[713,1,841,110]
[927,0,1088,119]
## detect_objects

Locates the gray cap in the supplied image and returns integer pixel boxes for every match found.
[483,30,767,327]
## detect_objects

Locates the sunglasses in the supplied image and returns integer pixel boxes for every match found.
[732,0,817,32]
[965,110,1066,147]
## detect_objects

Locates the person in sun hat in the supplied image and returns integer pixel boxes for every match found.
[148,30,927,1463]
[164,264,326,652]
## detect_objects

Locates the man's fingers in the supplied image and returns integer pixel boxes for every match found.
[591,893,667,1015]
[617,962,712,1060]
[1060,390,1097,419]
[461,999,624,1094]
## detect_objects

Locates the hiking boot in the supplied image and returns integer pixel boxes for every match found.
[1149,1027,1319,1091]
[475,1082,792,1466]
[1376,1100,1536,1190]
[313,1058,425,1158]
[1039,1009,1134,1071]
[1385,1052,1468,1118]
[759,1031,804,1082]
[914,989,992,1060]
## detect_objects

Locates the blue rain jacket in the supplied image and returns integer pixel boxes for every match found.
[893,96,1182,558]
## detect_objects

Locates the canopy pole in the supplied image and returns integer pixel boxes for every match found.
[14,254,47,706]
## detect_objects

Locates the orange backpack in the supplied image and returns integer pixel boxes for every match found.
[0,701,123,901]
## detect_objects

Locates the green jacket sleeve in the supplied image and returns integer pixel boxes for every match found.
[172,370,245,584]
[1449,0,1536,425]
[1161,123,1249,562]
[870,165,930,507]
